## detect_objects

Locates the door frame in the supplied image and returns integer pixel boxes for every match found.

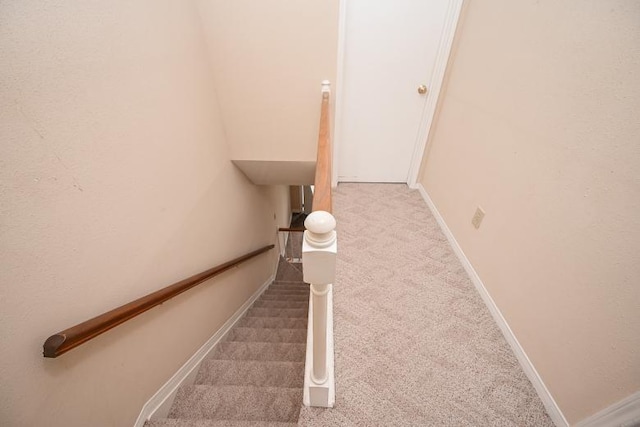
[332,0,465,188]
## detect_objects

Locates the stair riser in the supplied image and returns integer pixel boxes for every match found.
[265,290,308,296]
[270,282,308,288]
[195,360,304,388]
[262,290,309,297]
[253,301,308,309]
[169,385,302,422]
[246,308,307,319]
[237,317,307,329]
[268,282,308,287]
[259,294,309,301]
[226,328,306,344]
[211,342,306,362]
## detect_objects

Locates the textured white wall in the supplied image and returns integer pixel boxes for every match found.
[0,1,286,425]
[419,0,640,423]
[196,0,339,162]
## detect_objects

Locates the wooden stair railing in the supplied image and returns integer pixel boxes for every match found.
[301,81,337,408]
[312,83,332,214]
[43,244,274,358]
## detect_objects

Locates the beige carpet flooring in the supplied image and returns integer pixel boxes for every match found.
[298,183,553,427]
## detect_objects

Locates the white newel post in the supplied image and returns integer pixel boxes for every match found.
[302,211,336,407]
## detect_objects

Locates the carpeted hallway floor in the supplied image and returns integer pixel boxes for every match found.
[298,183,553,426]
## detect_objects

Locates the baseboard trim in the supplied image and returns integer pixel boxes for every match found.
[133,271,276,427]
[415,184,569,427]
[574,391,640,427]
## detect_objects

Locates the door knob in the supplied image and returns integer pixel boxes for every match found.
[417,85,428,95]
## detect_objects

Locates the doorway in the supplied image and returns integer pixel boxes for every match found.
[336,0,462,184]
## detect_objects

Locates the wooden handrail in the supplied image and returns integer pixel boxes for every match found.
[43,244,274,358]
[278,227,305,232]
[313,83,332,213]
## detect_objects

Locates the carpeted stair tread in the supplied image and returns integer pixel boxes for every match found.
[263,288,309,296]
[237,317,307,329]
[258,289,309,301]
[269,285,311,293]
[168,385,302,422]
[264,290,308,297]
[246,307,307,318]
[146,419,297,427]
[265,283,308,289]
[226,327,306,343]
[259,293,309,302]
[289,262,303,270]
[271,280,308,286]
[275,257,303,282]
[268,285,308,289]
[253,300,308,309]
[195,360,304,387]
[210,342,306,362]
[270,281,309,289]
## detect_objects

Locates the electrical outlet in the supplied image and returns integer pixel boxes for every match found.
[471,207,485,229]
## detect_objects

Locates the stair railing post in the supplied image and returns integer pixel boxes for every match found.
[311,282,328,383]
[302,210,336,407]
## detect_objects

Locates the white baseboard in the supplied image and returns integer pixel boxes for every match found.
[415,184,569,427]
[575,391,640,427]
[134,271,276,427]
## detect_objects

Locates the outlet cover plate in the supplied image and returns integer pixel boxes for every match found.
[472,207,485,229]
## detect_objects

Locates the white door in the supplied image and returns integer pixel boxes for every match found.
[337,0,451,183]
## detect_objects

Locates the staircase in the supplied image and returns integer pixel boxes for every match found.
[146,258,308,426]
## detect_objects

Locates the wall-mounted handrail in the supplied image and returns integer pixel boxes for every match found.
[278,227,306,232]
[43,244,274,358]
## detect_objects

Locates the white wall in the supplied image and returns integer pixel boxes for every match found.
[0,1,287,425]
[196,0,340,162]
[419,0,640,423]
